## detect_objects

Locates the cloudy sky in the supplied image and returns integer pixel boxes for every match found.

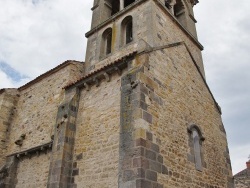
[0,0,249,174]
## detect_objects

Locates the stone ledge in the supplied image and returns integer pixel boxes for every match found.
[7,141,53,158]
[139,41,222,115]
[65,51,137,90]
[86,0,146,38]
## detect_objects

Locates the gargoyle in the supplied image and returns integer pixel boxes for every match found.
[14,134,26,146]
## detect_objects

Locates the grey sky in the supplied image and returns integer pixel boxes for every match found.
[195,0,250,174]
[0,0,249,174]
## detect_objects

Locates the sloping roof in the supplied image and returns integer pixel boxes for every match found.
[18,60,84,91]
[234,168,250,178]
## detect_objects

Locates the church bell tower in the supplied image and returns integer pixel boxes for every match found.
[85,0,205,77]
[80,0,234,188]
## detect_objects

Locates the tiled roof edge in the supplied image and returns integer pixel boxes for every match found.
[234,168,249,177]
[65,51,137,90]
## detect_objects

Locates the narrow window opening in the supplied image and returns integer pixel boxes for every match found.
[174,0,185,17]
[173,0,187,27]
[126,21,133,44]
[111,0,120,16]
[192,130,202,171]
[121,16,133,46]
[106,32,112,55]
[105,0,120,17]
[124,0,135,8]
[188,125,205,172]
[165,0,173,9]
[101,28,113,58]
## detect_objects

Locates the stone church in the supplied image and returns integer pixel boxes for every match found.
[234,160,250,188]
[0,0,234,187]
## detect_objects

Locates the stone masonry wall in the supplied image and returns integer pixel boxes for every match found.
[0,89,19,167]
[15,153,50,188]
[235,181,249,188]
[134,45,233,187]
[6,62,84,156]
[73,73,121,187]
[85,0,204,77]
[85,1,156,71]
[152,1,205,76]
[234,168,250,188]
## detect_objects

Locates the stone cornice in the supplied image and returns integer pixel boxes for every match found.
[138,41,221,115]
[7,141,53,158]
[65,51,137,91]
[86,0,146,38]
[85,0,203,50]
[153,0,203,50]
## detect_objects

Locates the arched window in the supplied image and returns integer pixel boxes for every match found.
[101,28,113,57]
[104,0,120,17]
[111,0,120,16]
[174,0,185,17]
[124,0,135,8]
[192,129,202,171]
[125,20,133,44]
[173,0,186,26]
[121,16,133,46]
[188,125,205,171]
[165,0,174,9]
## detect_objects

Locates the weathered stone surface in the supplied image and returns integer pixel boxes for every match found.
[145,45,233,187]
[0,89,19,167]
[6,62,84,157]
[73,74,121,188]
[15,153,50,188]
[85,0,204,77]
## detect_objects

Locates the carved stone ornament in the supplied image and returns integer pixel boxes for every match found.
[165,0,177,9]
[190,0,199,6]
[14,134,26,146]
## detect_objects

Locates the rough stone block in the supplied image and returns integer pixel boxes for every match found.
[146,132,153,141]
[146,149,156,161]
[162,165,168,175]
[133,157,149,169]
[136,168,145,178]
[149,161,162,173]
[72,169,79,176]
[134,128,146,140]
[136,179,152,188]
[123,170,135,181]
[150,143,159,153]
[143,111,152,124]
[146,170,157,181]
[157,155,163,164]
[152,182,163,188]
[136,138,147,147]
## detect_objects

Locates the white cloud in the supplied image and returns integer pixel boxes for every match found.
[0,71,14,88]
[0,0,92,79]
[0,69,29,88]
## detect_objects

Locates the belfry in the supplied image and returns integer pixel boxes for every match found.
[0,0,234,187]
